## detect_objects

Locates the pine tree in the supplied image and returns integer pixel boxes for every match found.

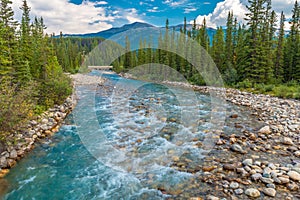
[274,11,285,82]
[124,35,132,68]
[225,11,234,68]
[0,0,17,77]
[211,27,225,72]
[284,0,300,81]
[244,0,269,84]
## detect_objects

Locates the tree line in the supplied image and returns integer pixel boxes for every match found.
[112,0,300,97]
[0,0,72,137]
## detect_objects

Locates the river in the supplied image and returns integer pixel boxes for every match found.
[2,72,263,199]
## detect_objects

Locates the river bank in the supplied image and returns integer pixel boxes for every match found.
[0,74,105,180]
[120,73,300,199]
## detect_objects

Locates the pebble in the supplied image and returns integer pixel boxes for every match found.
[258,126,271,134]
[245,188,260,198]
[294,151,300,157]
[230,144,246,154]
[223,164,236,171]
[282,137,294,145]
[251,173,262,181]
[206,195,219,200]
[234,188,243,195]
[242,159,253,166]
[287,183,299,191]
[278,177,290,184]
[262,188,276,197]
[287,171,300,181]
[230,182,239,189]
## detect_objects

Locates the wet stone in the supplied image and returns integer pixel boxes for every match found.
[262,188,276,197]
[230,182,239,189]
[287,171,300,181]
[234,188,243,195]
[245,188,260,198]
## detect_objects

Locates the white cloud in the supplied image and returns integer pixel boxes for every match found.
[194,0,294,29]
[12,0,114,34]
[122,8,145,24]
[163,0,188,8]
[148,6,159,13]
[194,0,247,28]
[184,8,197,14]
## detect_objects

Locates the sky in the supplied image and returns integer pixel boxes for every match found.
[12,0,296,34]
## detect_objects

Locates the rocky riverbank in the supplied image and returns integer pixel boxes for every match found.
[0,96,74,178]
[161,81,300,200]
[0,73,105,180]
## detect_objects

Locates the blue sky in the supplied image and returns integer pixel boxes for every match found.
[70,0,220,27]
[12,0,295,34]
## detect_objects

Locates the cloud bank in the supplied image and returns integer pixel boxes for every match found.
[194,0,295,29]
[12,0,144,34]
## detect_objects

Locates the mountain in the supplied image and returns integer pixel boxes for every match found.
[61,22,217,39]
[62,22,155,38]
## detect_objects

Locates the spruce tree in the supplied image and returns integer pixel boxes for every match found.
[274,11,285,82]
[284,0,300,81]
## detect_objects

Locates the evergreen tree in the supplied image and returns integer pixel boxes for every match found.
[284,0,300,81]
[211,27,225,72]
[0,0,17,77]
[225,11,234,68]
[274,11,285,82]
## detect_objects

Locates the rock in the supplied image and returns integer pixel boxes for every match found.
[9,149,17,159]
[243,159,253,166]
[234,188,243,195]
[0,156,7,168]
[262,188,276,197]
[230,114,239,119]
[258,126,271,134]
[278,177,290,184]
[287,183,299,191]
[0,169,9,178]
[260,177,274,184]
[206,195,219,200]
[40,124,48,131]
[251,173,262,181]
[245,188,260,198]
[282,137,294,145]
[230,182,239,189]
[266,184,276,189]
[41,118,48,124]
[287,171,300,181]
[223,164,236,171]
[230,144,246,154]
[202,166,217,172]
[294,151,300,157]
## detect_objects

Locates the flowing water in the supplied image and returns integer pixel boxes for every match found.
[2,72,262,200]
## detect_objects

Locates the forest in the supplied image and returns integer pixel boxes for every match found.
[0,0,73,138]
[56,0,300,98]
[0,0,300,138]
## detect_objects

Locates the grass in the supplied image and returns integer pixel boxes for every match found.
[235,80,300,100]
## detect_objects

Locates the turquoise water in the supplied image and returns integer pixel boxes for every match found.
[3,72,260,199]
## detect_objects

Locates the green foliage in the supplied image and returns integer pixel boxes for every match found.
[0,0,73,140]
[0,78,35,136]
[37,75,72,109]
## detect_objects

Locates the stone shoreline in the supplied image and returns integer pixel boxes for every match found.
[161,81,300,199]
[0,96,75,178]
[0,73,105,179]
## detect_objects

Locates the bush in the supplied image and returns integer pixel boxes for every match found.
[236,79,252,89]
[37,74,72,109]
[0,79,35,138]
